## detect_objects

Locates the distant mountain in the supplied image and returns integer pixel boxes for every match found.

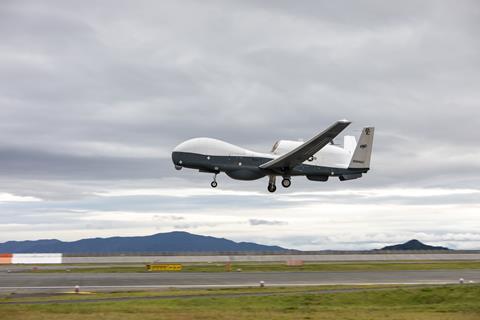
[0,231,288,254]
[379,239,449,251]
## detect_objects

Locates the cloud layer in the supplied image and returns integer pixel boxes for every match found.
[0,0,479,249]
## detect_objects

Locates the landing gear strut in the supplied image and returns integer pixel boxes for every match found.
[267,175,276,193]
[281,177,291,188]
[211,173,218,188]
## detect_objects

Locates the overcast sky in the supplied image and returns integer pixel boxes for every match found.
[0,0,479,250]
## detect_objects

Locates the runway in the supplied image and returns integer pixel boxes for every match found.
[1,270,479,293]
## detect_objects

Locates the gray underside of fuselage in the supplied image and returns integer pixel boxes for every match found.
[172,151,368,181]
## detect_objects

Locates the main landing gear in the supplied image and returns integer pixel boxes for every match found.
[267,175,276,193]
[267,176,291,192]
[211,173,218,188]
[267,184,276,193]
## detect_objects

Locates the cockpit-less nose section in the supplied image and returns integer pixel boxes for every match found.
[172,120,374,192]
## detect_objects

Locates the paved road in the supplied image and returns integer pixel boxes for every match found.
[1,270,479,293]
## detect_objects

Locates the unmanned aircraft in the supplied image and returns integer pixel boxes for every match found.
[172,120,374,192]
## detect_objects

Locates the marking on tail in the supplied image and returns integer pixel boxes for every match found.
[349,127,375,169]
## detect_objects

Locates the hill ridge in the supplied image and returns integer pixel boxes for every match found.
[0,231,288,254]
[380,239,449,251]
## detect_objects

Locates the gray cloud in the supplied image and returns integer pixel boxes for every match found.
[0,0,479,248]
[249,219,287,226]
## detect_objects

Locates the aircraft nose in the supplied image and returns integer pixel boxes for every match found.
[171,151,180,164]
[171,151,183,170]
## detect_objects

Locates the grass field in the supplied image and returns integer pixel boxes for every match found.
[0,284,409,303]
[0,284,479,319]
[19,260,480,273]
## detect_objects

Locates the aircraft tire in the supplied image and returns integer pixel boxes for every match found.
[211,181,218,188]
[281,178,291,188]
[267,184,276,193]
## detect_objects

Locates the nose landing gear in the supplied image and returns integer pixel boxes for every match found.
[211,173,218,188]
[267,175,277,193]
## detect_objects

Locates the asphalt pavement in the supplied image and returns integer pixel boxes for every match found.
[1,270,479,293]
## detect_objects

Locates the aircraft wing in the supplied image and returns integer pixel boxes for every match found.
[259,120,351,172]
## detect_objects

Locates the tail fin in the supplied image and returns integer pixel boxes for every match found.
[349,127,374,169]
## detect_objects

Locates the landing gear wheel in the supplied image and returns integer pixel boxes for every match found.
[281,178,291,188]
[267,184,276,193]
[211,173,218,188]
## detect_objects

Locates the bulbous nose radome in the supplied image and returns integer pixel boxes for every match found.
[171,151,183,170]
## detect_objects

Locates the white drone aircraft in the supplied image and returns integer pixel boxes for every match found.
[172,120,374,192]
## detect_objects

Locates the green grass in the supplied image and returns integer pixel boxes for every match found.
[0,285,479,319]
[0,284,407,303]
[22,260,480,273]
[182,260,480,272]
